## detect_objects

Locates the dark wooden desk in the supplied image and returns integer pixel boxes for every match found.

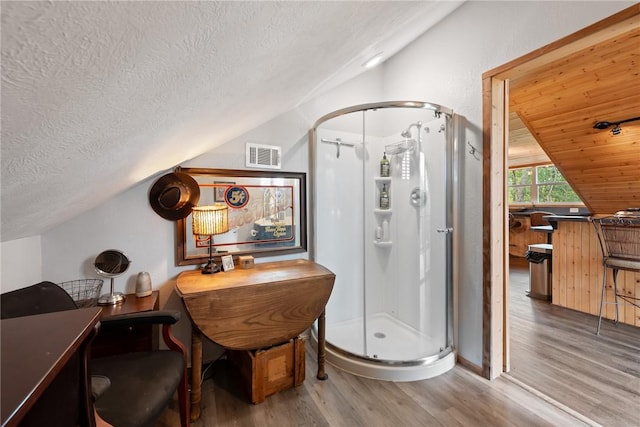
[176,259,335,420]
[92,291,159,357]
[1,308,101,427]
[98,290,159,317]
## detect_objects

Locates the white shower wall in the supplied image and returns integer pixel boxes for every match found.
[315,128,366,327]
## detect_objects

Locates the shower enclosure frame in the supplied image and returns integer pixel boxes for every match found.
[308,100,459,381]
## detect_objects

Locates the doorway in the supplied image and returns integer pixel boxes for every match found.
[481,5,640,379]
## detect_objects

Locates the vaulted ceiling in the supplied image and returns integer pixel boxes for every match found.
[508,113,550,168]
[0,1,464,242]
[508,8,640,214]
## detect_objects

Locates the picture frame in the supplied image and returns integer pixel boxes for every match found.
[221,255,234,272]
[214,181,235,202]
[175,168,307,266]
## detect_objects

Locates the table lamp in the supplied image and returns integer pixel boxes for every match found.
[191,205,229,274]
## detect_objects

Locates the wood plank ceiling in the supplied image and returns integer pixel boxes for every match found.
[508,20,640,214]
[508,113,550,167]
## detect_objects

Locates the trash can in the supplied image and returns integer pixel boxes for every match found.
[525,243,552,300]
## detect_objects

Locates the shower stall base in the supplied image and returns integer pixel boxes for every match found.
[312,313,456,382]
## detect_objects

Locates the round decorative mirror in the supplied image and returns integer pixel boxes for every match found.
[95,249,131,305]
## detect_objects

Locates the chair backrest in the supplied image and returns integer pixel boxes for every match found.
[0,281,77,319]
[1,282,89,426]
[593,217,640,262]
[529,211,554,227]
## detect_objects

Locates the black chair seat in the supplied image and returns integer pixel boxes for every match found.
[92,350,184,427]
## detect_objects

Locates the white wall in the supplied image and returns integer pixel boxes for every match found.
[1,235,42,292]
[4,0,632,369]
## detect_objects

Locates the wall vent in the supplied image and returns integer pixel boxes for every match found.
[245,143,281,169]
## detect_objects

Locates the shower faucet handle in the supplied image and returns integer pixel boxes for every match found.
[436,227,453,234]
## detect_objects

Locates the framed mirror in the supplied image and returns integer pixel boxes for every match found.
[176,168,307,266]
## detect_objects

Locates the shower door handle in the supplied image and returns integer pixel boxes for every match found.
[436,228,453,234]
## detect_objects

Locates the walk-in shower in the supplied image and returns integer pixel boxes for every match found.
[309,101,457,381]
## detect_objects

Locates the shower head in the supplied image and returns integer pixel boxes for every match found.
[401,121,423,139]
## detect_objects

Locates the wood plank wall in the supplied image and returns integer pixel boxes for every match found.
[508,216,548,258]
[552,220,640,327]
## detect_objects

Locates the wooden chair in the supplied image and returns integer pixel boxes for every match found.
[592,217,640,335]
[529,211,553,227]
[1,281,190,427]
[508,213,523,229]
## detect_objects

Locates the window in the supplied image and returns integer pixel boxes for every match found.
[508,164,582,204]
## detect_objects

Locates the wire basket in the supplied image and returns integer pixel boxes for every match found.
[57,279,104,308]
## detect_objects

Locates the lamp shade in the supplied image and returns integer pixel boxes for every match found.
[192,205,229,236]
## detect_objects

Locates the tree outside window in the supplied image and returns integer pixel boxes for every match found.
[508,164,582,204]
[508,168,532,203]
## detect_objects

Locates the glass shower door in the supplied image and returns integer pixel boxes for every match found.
[362,108,450,362]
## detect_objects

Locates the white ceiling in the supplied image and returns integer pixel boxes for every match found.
[1,1,463,242]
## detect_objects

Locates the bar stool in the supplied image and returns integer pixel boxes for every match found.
[592,215,640,335]
[529,211,554,244]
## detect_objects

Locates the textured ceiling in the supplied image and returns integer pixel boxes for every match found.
[1,1,463,242]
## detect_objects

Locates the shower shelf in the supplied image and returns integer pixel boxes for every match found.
[374,177,392,211]
[373,241,392,247]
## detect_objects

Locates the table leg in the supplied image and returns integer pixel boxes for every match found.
[316,309,328,380]
[190,326,202,421]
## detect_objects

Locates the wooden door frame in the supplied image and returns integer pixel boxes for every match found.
[480,4,640,379]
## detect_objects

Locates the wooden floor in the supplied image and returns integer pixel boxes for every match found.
[156,352,589,427]
[508,258,640,427]
[154,261,640,427]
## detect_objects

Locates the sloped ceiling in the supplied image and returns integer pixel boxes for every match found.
[509,9,640,214]
[0,1,464,242]
[508,112,550,168]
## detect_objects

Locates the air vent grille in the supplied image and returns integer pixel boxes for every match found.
[246,143,281,169]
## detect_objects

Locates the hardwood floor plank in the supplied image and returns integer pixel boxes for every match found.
[155,345,593,427]
[303,364,364,427]
[508,262,640,427]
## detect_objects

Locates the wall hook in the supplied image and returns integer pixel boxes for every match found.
[467,141,481,160]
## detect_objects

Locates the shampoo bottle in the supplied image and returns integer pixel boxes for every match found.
[380,152,390,177]
[380,184,390,209]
